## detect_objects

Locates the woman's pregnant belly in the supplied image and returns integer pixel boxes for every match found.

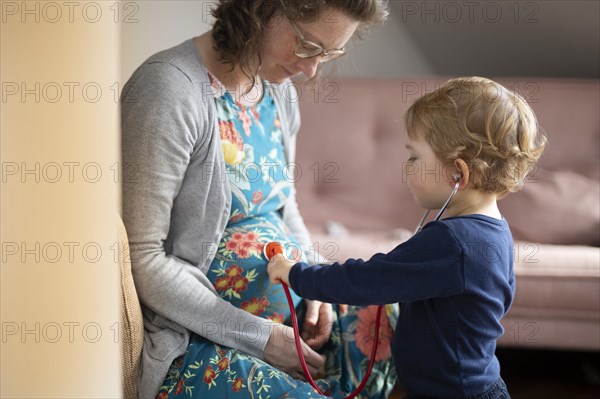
[207,211,303,323]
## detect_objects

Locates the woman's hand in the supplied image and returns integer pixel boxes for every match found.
[267,254,294,286]
[302,300,333,351]
[263,323,326,380]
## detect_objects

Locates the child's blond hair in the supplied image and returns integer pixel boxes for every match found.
[404,77,547,195]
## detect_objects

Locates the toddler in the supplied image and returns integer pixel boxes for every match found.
[268,77,547,399]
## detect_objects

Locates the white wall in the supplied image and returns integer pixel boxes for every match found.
[120,0,214,83]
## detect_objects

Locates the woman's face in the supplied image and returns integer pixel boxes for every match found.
[260,8,359,82]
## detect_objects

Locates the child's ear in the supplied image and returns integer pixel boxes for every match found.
[453,159,470,188]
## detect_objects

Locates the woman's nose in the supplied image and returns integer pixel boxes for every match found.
[297,57,320,79]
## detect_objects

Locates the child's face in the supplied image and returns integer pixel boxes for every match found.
[404,135,456,210]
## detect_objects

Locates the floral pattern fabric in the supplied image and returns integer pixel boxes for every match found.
[156,74,398,399]
[158,305,397,399]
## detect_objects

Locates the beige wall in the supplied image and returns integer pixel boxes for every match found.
[1,1,121,396]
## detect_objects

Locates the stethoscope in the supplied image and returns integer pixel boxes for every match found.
[413,174,461,235]
[264,174,461,398]
[264,242,381,398]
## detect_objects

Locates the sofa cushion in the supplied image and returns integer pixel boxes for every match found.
[295,78,426,232]
[308,229,409,264]
[501,79,600,179]
[512,242,600,309]
[499,169,600,246]
[500,241,600,350]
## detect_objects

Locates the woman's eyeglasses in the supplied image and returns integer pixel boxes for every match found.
[288,19,346,63]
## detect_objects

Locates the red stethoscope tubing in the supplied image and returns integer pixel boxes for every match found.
[282,283,382,398]
[266,242,383,399]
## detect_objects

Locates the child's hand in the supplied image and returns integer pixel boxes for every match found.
[267,254,295,286]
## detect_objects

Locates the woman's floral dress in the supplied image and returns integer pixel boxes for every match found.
[156,73,398,399]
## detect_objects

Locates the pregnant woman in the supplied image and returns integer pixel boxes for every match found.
[121,1,397,398]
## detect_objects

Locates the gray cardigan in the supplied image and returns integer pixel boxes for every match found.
[121,39,318,398]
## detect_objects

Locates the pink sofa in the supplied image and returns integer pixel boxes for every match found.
[293,77,600,351]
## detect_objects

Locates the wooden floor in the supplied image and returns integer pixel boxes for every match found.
[390,348,600,399]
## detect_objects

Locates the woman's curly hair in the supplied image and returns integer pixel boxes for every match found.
[211,0,388,85]
[404,77,548,196]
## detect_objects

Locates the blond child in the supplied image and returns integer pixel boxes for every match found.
[268,77,547,399]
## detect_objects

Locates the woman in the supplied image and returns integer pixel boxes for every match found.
[121,1,394,398]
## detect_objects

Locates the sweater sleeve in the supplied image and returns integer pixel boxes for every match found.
[121,61,272,359]
[289,223,465,305]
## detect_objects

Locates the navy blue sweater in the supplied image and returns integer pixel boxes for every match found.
[290,215,515,398]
